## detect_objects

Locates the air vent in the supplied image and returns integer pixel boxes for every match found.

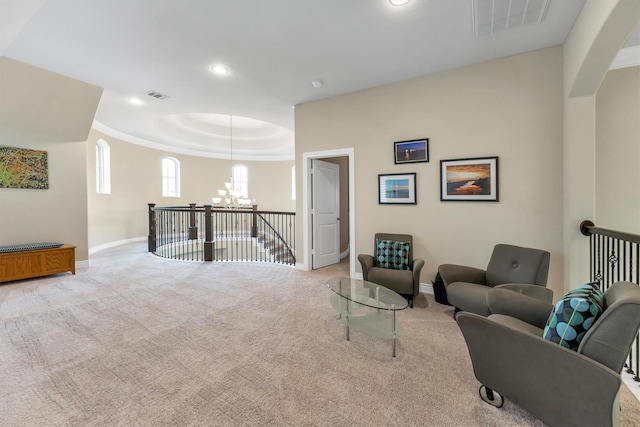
[146,91,170,100]
[472,0,550,39]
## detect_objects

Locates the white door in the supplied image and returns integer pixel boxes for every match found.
[312,159,340,269]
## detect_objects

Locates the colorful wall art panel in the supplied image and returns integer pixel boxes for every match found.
[0,146,49,189]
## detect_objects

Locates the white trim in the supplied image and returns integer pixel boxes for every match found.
[162,156,181,197]
[419,282,434,295]
[354,270,433,295]
[92,121,294,161]
[76,260,91,269]
[95,139,111,194]
[89,236,147,255]
[301,148,356,277]
[609,46,640,70]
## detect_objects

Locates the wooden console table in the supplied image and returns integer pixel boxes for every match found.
[0,244,76,283]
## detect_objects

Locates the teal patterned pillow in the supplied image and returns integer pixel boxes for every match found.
[568,282,604,306]
[375,239,411,270]
[543,282,603,351]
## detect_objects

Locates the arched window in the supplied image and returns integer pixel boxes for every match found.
[232,164,248,198]
[96,139,111,194]
[291,165,296,200]
[162,157,180,197]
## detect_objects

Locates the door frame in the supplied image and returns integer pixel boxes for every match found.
[302,148,355,277]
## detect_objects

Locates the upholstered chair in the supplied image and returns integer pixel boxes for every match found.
[358,233,424,308]
[456,281,640,427]
[438,243,551,316]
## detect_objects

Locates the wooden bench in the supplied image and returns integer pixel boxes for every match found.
[0,244,76,283]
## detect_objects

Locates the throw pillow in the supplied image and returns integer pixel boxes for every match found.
[0,242,63,253]
[543,282,603,351]
[375,239,411,270]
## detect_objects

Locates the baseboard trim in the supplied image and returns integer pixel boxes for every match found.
[89,237,147,255]
[420,283,434,295]
[354,272,433,295]
[76,260,91,269]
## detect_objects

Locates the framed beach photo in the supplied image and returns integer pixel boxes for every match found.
[394,139,429,164]
[440,157,498,202]
[379,173,417,205]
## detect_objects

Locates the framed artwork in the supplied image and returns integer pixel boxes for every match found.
[394,138,429,164]
[379,173,417,205]
[440,157,498,202]
[0,146,49,189]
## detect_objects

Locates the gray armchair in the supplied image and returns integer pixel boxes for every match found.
[456,281,640,427]
[438,243,551,316]
[358,233,424,308]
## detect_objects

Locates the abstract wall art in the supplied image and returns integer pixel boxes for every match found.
[0,146,49,189]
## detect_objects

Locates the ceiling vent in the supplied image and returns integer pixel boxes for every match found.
[146,91,170,100]
[472,0,550,39]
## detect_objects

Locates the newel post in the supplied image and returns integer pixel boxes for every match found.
[204,205,213,261]
[251,204,258,238]
[188,202,198,240]
[148,203,156,253]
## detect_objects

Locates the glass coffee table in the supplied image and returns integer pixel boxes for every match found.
[327,277,408,357]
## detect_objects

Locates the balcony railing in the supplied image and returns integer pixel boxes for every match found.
[580,220,640,382]
[148,203,295,265]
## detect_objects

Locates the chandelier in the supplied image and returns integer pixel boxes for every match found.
[212,115,254,208]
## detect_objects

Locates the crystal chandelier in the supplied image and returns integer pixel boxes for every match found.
[212,115,253,208]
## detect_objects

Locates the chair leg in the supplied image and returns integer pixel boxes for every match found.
[479,385,504,408]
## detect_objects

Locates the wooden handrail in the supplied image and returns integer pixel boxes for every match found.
[580,220,640,244]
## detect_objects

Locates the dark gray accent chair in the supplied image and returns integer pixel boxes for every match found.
[358,233,424,308]
[456,281,640,427]
[438,243,551,316]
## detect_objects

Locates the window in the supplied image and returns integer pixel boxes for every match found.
[291,165,296,200]
[162,157,180,197]
[96,139,111,194]
[232,164,248,198]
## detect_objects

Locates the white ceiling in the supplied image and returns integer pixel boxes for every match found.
[2,0,632,160]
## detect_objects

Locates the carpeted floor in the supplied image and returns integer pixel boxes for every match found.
[1,242,639,426]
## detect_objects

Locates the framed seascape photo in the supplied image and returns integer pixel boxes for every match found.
[379,173,417,205]
[394,138,429,164]
[440,157,498,202]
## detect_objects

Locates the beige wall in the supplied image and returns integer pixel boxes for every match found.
[87,129,295,252]
[242,160,296,212]
[596,66,640,233]
[296,46,565,295]
[0,57,102,143]
[562,0,639,288]
[1,141,91,258]
[0,57,102,261]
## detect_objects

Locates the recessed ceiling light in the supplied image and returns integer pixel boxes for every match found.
[127,97,144,105]
[311,80,323,88]
[389,0,410,5]
[210,64,229,75]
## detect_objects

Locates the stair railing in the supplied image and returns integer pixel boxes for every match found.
[256,211,296,264]
[148,203,295,265]
[580,220,640,382]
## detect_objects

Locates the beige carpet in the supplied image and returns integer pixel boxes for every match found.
[1,242,639,427]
